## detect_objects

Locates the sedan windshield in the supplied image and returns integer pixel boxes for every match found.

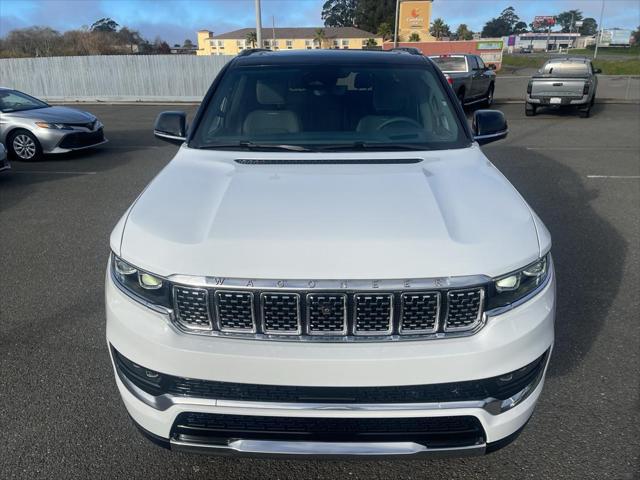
[190,63,468,151]
[0,90,49,113]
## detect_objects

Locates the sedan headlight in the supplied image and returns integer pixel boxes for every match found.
[488,254,551,310]
[35,122,73,130]
[111,254,172,309]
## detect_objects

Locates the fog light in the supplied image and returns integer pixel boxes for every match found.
[496,274,520,292]
[139,272,163,290]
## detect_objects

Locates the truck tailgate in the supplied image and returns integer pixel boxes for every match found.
[531,78,585,97]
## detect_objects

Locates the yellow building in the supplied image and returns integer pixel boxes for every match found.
[398,0,435,42]
[197,27,383,56]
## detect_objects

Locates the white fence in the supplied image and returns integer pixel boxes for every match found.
[0,55,234,102]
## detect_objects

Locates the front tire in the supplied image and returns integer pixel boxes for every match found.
[483,83,495,107]
[8,130,42,161]
[525,102,537,117]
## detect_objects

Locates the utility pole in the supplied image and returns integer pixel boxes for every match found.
[394,0,400,48]
[255,0,263,49]
[594,0,605,59]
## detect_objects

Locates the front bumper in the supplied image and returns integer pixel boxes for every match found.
[106,265,555,458]
[35,124,108,154]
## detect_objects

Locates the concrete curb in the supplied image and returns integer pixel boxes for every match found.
[494,99,640,104]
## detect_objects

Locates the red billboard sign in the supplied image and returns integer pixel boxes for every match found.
[533,16,556,27]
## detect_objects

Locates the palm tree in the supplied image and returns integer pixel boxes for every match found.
[313,28,327,49]
[365,38,378,48]
[408,33,421,42]
[430,18,449,40]
[245,31,257,48]
[377,22,393,41]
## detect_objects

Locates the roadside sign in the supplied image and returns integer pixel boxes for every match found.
[533,16,556,27]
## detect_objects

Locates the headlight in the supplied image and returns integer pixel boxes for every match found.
[488,254,550,310]
[35,122,73,130]
[111,254,172,309]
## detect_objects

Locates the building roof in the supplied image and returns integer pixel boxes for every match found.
[210,27,379,40]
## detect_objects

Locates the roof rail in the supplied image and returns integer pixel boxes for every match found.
[237,48,271,57]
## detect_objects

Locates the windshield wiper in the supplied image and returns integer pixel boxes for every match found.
[200,141,312,152]
[316,142,432,151]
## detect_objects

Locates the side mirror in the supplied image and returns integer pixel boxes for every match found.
[154,111,187,145]
[593,68,602,74]
[472,110,508,145]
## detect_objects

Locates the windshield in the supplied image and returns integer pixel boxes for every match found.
[429,56,467,73]
[0,90,48,113]
[542,62,590,77]
[190,63,468,151]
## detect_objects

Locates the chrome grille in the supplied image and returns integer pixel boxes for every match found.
[261,293,301,334]
[214,291,255,332]
[171,283,486,341]
[173,287,211,330]
[307,294,347,335]
[445,288,484,331]
[353,294,393,335]
[400,292,440,333]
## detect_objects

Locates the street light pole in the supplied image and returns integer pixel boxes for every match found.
[594,0,605,59]
[255,0,263,49]
[394,0,400,48]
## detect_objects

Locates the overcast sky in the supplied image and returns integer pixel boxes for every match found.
[1,0,638,45]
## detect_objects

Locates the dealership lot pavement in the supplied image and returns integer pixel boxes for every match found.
[0,104,638,480]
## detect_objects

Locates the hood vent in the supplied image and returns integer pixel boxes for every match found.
[235,158,423,165]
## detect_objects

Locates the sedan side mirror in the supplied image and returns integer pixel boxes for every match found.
[472,110,508,145]
[154,111,187,145]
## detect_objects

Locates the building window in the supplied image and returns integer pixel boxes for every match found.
[209,40,215,47]
[263,39,270,48]
[342,39,349,47]
[362,39,367,46]
[305,40,312,49]
[217,40,224,49]
[333,39,339,48]
[236,40,245,50]
[286,40,293,49]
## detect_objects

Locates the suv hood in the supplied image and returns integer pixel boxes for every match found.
[117,146,542,280]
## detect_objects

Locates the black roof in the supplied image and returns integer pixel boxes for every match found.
[231,49,429,67]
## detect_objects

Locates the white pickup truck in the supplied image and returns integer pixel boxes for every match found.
[526,57,600,118]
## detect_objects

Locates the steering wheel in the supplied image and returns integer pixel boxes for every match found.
[376,117,422,131]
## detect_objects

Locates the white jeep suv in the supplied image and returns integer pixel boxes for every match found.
[106,49,554,458]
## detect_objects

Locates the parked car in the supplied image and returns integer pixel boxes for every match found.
[0,88,107,161]
[429,54,496,107]
[519,47,533,54]
[106,50,554,459]
[526,57,600,118]
[0,143,9,173]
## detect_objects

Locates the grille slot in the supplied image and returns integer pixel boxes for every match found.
[445,288,484,331]
[400,292,440,334]
[173,286,211,330]
[307,294,347,335]
[214,291,255,332]
[261,293,301,334]
[353,294,393,335]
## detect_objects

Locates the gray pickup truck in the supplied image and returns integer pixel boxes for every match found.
[429,54,496,107]
[526,57,600,118]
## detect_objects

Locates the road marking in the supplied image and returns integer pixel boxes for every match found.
[526,146,639,151]
[586,175,640,179]
[12,170,97,175]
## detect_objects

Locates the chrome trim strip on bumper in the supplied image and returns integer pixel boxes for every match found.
[169,438,486,458]
[114,349,550,416]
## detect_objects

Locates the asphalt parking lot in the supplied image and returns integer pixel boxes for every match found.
[1,103,638,480]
